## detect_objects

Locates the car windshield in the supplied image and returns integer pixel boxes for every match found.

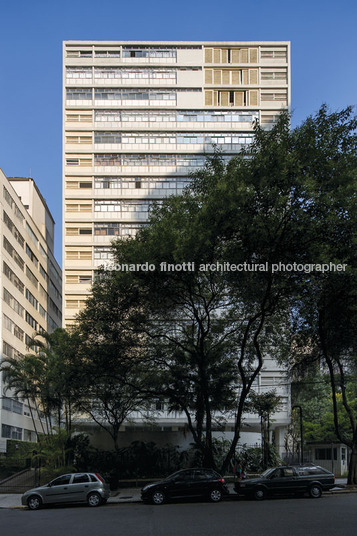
[260,468,276,478]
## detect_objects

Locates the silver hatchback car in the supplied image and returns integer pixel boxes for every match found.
[22,472,110,510]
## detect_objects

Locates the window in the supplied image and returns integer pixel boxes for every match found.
[26,288,39,310]
[3,314,24,341]
[4,288,25,317]
[315,448,337,461]
[3,262,24,293]
[2,424,22,440]
[3,341,23,360]
[72,474,90,484]
[51,475,72,486]
[26,266,38,288]
[26,244,39,267]
[66,88,92,100]
[26,312,38,330]
[3,237,24,270]
[26,223,38,246]
[3,211,24,247]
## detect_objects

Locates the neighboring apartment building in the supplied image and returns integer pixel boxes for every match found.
[0,169,62,452]
[63,41,291,452]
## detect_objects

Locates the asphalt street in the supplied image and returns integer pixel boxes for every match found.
[0,494,356,536]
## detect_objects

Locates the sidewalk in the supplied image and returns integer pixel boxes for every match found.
[0,480,350,509]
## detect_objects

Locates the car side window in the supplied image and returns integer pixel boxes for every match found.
[72,474,90,484]
[193,470,208,480]
[172,471,192,482]
[51,475,71,486]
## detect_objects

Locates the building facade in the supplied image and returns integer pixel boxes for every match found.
[0,169,62,452]
[63,41,291,453]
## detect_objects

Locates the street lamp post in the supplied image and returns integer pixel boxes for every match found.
[292,405,304,464]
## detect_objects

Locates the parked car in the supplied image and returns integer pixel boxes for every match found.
[234,464,335,500]
[141,468,229,505]
[22,473,110,510]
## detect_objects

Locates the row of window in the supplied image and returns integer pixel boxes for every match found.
[66,177,189,190]
[66,47,179,59]
[67,154,223,168]
[67,67,190,79]
[204,47,259,64]
[67,131,254,146]
[93,223,144,237]
[3,262,61,322]
[67,110,259,123]
[67,88,181,101]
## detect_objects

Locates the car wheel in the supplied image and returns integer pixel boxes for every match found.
[27,495,42,510]
[151,490,165,505]
[309,484,322,498]
[87,492,102,507]
[209,488,223,502]
[253,487,266,501]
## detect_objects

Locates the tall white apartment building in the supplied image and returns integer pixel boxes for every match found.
[0,170,62,452]
[63,41,291,451]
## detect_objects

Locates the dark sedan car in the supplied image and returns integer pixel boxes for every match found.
[234,464,335,500]
[141,468,229,504]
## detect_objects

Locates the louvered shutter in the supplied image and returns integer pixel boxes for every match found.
[231,49,240,63]
[205,91,213,105]
[213,49,221,63]
[249,90,259,106]
[241,49,248,63]
[214,70,222,84]
[242,70,248,84]
[222,70,230,84]
[249,48,258,63]
[220,91,229,106]
[221,49,228,63]
[232,70,241,85]
[249,69,258,84]
[205,70,213,84]
[205,48,213,63]
[234,91,244,106]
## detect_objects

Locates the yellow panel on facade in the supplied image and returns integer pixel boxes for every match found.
[249,90,259,106]
[232,70,241,85]
[205,70,213,84]
[205,91,213,105]
[249,48,258,63]
[222,70,230,85]
[234,91,244,106]
[214,70,222,85]
[213,49,221,63]
[213,91,218,106]
[242,70,248,85]
[205,48,213,63]
[231,49,240,63]
[220,91,229,106]
[249,70,258,84]
[221,49,228,63]
[241,49,248,63]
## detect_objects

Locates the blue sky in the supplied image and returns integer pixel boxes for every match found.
[0,0,356,264]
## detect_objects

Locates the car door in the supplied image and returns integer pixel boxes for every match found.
[268,467,297,494]
[44,474,72,504]
[69,473,91,502]
[166,470,194,498]
[190,469,214,497]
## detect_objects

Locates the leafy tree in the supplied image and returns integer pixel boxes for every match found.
[247,390,282,468]
[290,106,357,483]
[76,105,356,478]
